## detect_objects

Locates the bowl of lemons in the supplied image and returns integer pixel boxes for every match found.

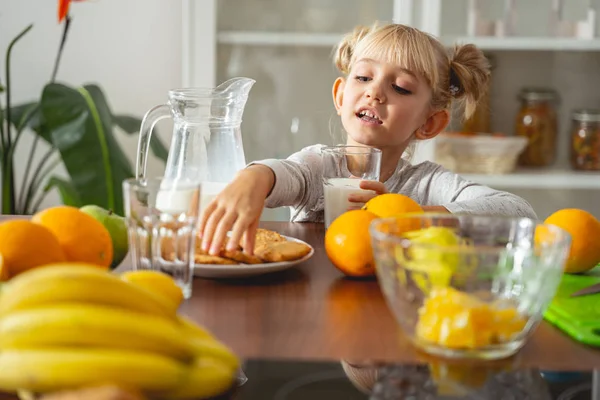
[369,213,571,360]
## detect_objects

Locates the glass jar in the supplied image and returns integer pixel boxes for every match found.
[462,54,495,133]
[514,88,559,167]
[570,109,600,171]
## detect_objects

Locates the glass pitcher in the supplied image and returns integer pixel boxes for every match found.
[135,77,255,212]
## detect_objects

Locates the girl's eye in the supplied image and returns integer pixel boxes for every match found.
[393,85,412,95]
[355,75,370,82]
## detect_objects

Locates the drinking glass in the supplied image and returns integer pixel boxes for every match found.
[321,145,382,228]
[122,177,202,299]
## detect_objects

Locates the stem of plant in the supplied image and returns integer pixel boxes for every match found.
[12,104,41,211]
[16,17,71,214]
[28,156,61,214]
[23,147,56,213]
[17,134,39,213]
[0,104,5,155]
[3,24,33,214]
[10,103,39,161]
[51,16,71,83]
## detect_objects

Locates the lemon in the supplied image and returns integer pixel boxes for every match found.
[396,226,475,293]
[120,270,184,308]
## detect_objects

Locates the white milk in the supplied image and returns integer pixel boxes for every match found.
[323,178,375,228]
[199,181,228,213]
[156,187,198,215]
[156,181,228,215]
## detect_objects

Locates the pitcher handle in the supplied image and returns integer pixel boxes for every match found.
[135,104,171,179]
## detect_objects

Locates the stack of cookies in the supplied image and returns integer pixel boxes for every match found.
[194,229,312,265]
[162,228,312,266]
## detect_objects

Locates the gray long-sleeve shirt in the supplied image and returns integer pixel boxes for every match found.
[252,144,538,223]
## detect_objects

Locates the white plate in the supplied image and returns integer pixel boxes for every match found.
[193,236,314,279]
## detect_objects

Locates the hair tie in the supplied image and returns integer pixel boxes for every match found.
[449,64,461,97]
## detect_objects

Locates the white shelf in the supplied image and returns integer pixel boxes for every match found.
[444,36,600,51]
[217,31,340,47]
[218,31,600,51]
[462,169,600,190]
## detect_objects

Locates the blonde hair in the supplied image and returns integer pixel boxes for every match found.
[333,23,491,120]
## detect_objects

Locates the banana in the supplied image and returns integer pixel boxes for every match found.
[178,315,215,340]
[0,303,195,362]
[189,337,240,372]
[163,357,237,399]
[0,349,187,394]
[0,265,177,318]
[177,316,240,371]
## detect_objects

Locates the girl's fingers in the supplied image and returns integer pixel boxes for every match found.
[197,201,217,239]
[209,211,238,255]
[201,207,226,252]
[347,203,365,211]
[359,180,387,193]
[242,219,260,255]
[227,214,253,253]
[348,192,376,203]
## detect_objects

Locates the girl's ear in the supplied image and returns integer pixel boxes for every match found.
[415,109,450,140]
[332,77,346,115]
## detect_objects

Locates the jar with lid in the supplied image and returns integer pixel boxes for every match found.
[570,109,600,171]
[514,88,559,167]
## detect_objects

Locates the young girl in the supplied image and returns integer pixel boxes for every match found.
[199,22,537,256]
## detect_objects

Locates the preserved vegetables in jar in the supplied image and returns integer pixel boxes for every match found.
[570,109,600,171]
[514,88,559,167]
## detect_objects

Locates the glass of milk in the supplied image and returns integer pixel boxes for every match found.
[321,145,382,228]
[123,177,202,299]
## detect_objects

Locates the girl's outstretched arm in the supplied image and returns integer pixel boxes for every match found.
[415,163,538,219]
[199,145,326,255]
[250,144,328,221]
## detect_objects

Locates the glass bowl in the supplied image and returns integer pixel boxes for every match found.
[369,213,571,360]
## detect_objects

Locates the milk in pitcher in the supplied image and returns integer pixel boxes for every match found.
[156,181,227,215]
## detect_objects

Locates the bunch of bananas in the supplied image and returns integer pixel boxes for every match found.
[0,264,239,399]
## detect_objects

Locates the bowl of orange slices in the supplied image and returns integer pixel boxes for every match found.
[369,213,571,360]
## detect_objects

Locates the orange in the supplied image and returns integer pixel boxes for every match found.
[544,208,600,274]
[0,254,7,282]
[325,209,378,277]
[363,193,423,218]
[32,206,113,268]
[0,220,66,278]
[121,270,184,308]
[415,287,526,350]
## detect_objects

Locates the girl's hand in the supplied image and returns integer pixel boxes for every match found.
[198,165,275,256]
[422,205,450,213]
[347,180,387,210]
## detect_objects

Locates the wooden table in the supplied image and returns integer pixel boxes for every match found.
[1,214,598,372]
[181,221,600,372]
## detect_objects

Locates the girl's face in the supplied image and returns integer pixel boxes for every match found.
[333,57,448,150]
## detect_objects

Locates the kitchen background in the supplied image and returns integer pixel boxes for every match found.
[1,0,600,220]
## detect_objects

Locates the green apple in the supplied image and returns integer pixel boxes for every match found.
[80,205,129,269]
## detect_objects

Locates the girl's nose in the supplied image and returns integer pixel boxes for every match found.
[366,83,386,103]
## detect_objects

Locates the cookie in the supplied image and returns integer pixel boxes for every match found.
[256,241,312,263]
[194,239,261,264]
[251,228,288,254]
[219,249,264,265]
[194,254,238,265]
[255,228,287,243]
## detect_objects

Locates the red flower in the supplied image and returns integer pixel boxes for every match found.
[58,0,85,23]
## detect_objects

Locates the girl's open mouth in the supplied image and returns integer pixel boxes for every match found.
[356,110,383,125]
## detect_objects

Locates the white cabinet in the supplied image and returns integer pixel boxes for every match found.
[183,0,600,219]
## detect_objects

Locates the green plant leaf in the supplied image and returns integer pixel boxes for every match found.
[44,176,81,206]
[8,102,51,141]
[40,83,134,215]
[0,83,4,93]
[113,114,169,162]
